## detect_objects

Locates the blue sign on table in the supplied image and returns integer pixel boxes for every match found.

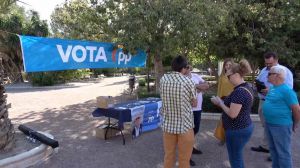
[19,35,147,72]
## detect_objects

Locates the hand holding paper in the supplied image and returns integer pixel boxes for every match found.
[210,96,224,106]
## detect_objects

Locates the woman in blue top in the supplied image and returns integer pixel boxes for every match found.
[262,65,300,168]
[211,59,254,168]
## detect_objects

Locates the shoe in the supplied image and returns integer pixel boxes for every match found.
[192,148,203,154]
[251,146,269,153]
[189,159,196,166]
[267,156,272,162]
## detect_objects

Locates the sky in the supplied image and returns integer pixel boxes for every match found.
[17,0,66,23]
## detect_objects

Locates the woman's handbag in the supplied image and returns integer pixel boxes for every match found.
[214,117,225,142]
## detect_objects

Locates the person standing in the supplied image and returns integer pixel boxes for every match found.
[262,65,300,168]
[217,58,235,98]
[186,65,210,166]
[160,55,197,168]
[251,52,294,157]
[211,59,254,168]
[216,58,234,145]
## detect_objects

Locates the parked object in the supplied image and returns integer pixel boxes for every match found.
[18,125,59,149]
[96,96,113,108]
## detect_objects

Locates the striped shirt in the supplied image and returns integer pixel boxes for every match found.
[160,72,197,134]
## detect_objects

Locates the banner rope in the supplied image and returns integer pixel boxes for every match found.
[0,29,19,36]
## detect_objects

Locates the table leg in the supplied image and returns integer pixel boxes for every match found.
[104,117,110,140]
[120,130,125,145]
[104,117,126,145]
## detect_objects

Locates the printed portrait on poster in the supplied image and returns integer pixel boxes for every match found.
[131,106,145,138]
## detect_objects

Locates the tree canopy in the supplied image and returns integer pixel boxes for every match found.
[0,4,49,81]
[1,0,299,84]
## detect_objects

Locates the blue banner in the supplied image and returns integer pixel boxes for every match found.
[19,35,147,72]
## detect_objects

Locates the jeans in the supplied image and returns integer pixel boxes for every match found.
[163,129,194,168]
[225,124,254,168]
[193,110,202,135]
[265,123,292,168]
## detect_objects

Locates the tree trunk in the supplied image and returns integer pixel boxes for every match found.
[146,52,151,93]
[0,58,15,151]
[204,53,218,78]
[153,53,164,93]
[250,60,259,85]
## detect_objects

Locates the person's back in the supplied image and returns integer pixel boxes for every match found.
[159,55,197,168]
[160,72,195,133]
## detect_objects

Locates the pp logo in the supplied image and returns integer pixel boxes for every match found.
[112,49,131,65]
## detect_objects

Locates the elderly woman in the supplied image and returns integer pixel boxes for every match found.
[211,59,254,168]
[262,65,300,168]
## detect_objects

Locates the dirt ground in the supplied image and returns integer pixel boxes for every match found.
[4,76,300,168]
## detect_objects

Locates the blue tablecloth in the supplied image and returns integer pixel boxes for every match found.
[92,97,162,133]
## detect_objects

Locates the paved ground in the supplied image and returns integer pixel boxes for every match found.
[5,76,300,168]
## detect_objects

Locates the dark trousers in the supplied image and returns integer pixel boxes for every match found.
[193,110,202,135]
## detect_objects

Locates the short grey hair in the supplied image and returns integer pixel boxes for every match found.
[270,65,286,79]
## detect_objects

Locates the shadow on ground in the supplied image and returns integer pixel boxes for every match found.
[11,99,300,168]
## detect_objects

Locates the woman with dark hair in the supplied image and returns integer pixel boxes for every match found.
[211,59,254,168]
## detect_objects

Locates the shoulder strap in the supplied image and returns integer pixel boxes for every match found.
[240,86,254,102]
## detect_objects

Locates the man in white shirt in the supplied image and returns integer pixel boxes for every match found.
[187,65,209,166]
[251,52,293,159]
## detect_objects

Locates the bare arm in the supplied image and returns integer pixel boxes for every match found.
[195,82,209,93]
[191,98,197,107]
[188,80,198,108]
[291,104,300,132]
[219,103,242,119]
[210,96,242,119]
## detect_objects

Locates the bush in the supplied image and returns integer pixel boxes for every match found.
[138,78,146,86]
[137,86,160,98]
[101,68,115,77]
[90,69,103,77]
[202,94,222,113]
[145,76,155,83]
[138,91,160,99]
[28,69,91,86]
[294,80,300,92]
[202,76,215,81]
[29,72,56,86]
[163,66,172,72]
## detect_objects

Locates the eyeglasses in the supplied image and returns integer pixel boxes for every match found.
[268,72,277,77]
[227,73,234,79]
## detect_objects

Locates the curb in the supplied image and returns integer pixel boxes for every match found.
[0,132,57,168]
[4,83,93,90]
[202,112,260,122]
